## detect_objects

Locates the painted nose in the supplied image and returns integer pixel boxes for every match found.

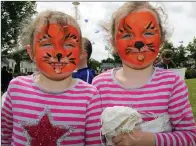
[56,53,62,62]
[134,41,144,51]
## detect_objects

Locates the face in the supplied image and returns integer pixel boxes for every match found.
[34,23,81,80]
[115,10,161,69]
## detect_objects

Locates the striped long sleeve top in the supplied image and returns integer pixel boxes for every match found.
[1,75,102,146]
[92,67,196,146]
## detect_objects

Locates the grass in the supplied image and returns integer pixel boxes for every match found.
[185,79,196,119]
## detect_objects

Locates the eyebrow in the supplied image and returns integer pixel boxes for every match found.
[37,34,52,42]
[145,21,155,30]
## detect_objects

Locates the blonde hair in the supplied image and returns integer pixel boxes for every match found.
[20,10,82,57]
[102,2,168,53]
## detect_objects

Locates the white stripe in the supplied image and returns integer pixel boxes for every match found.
[87,70,90,83]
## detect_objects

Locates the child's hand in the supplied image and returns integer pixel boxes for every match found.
[112,130,155,146]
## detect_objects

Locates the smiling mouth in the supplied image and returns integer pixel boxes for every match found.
[48,62,68,74]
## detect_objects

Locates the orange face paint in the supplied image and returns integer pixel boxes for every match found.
[34,23,80,80]
[115,11,161,69]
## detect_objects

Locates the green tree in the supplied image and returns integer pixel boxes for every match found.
[88,58,100,71]
[187,37,196,65]
[175,44,187,67]
[1,1,37,73]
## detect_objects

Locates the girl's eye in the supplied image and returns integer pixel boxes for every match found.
[42,43,53,48]
[144,32,155,36]
[122,33,133,39]
[64,43,75,49]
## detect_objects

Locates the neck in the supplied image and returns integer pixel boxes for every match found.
[77,59,88,70]
[121,64,154,80]
[34,72,74,92]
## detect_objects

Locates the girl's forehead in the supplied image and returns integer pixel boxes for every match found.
[34,23,80,38]
[116,8,159,28]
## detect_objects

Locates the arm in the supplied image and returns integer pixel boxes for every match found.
[1,89,13,145]
[154,75,196,146]
[85,91,103,146]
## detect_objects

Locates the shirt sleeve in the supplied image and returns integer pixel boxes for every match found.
[85,90,103,146]
[1,89,13,145]
[154,75,196,146]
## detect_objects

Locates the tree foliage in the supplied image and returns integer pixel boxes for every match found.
[1,1,37,73]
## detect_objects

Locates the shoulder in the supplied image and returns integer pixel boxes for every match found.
[9,75,33,85]
[77,79,99,94]
[92,69,113,85]
[154,67,185,85]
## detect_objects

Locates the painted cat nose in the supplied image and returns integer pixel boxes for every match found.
[134,41,144,50]
[56,53,62,62]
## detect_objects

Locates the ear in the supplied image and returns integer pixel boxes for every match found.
[26,45,34,61]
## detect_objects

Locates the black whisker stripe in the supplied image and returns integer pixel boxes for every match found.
[150,26,155,29]
[73,36,77,39]
[70,34,75,38]
[146,21,152,29]
[76,40,79,42]
[126,23,132,30]
[70,61,76,65]
[146,43,153,45]
[120,29,124,33]
[69,58,76,60]
[46,53,52,57]
[67,52,72,57]
[149,48,155,52]
[65,33,71,39]
[43,56,49,59]
[47,34,52,38]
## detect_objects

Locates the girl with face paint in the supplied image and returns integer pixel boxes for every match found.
[93,2,196,146]
[1,10,102,146]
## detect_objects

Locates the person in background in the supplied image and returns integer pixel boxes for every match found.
[7,68,13,84]
[1,66,9,93]
[72,37,95,84]
[155,49,176,69]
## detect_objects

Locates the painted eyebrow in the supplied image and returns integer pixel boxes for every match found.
[37,34,52,42]
[145,21,156,30]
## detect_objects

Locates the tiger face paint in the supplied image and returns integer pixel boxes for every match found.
[115,11,161,69]
[34,23,80,80]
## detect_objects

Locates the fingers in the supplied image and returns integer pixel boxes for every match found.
[112,134,123,144]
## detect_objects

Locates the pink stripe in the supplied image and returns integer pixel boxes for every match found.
[13,132,27,142]
[155,133,161,146]
[86,119,100,125]
[162,134,167,146]
[152,74,176,81]
[101,95,169,101]
[87,105,102,113]
[61,139,84,145]
[51,109,86,114]
[12,96,86,107]
[86,126,100,131]
[14,104,44,111]
[11,88,92,100]
[3,102,12,111]
[13,141,24,146]
[175,132,185,145]
[13,111,38,119]
[53,117,85,122]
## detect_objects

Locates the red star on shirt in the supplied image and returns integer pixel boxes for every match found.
[23,113,68,146]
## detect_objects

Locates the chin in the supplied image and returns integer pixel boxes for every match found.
[43,72,72,81]
[123,61,153,70]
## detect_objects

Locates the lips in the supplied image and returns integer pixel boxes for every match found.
[48,62,67,74]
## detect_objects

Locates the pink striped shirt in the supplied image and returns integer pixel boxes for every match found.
[92,67,196,146]
[1,75,102,146]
